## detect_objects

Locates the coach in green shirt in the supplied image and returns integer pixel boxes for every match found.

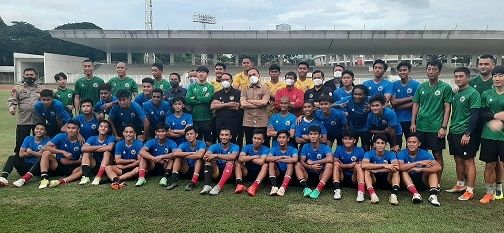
[186,66,215,145]
[108,62,138,96]
[74,59,105,110]
[151,63,171,95]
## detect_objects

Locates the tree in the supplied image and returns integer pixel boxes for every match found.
[54,22,101,30]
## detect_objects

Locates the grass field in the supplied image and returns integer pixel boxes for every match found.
[0,87,503,233]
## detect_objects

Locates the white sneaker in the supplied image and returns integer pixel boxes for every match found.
[270,186,279,196]
[79,176,90,185]
[13,178,25,187]
[0,177,8,187]
[412,193,423,204]
[91,177,101,185]
[200,185,213,195]
[276,187,286,196]
[209,185,221,195]
[356,191,365,202]
[370,193,379,204]
[389,194,399,205]
[428,195,441,206]
[333,189,342,200]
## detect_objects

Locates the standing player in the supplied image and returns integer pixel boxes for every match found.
[362,59,393,102]
[267,96,296,148]
[295,101,328,145]
[34,89,72,137]
[166,97,193,145]
[151,63,170,94]
[134,78,155,106]
[109,89,149,141]
[267,130,298,196]
[69,98,99,140]
[295,62,314,92]
[366,95,403,152]
[165,73,187,109]
[411,60,452,183]
[211,63,226,92]
[143,88,171,138]
[79,120,116,185]
[186,66,215,146]
[172,126,206,191]
[398,134,442,206]
[234,129,270,197]
[336,85,371,151]
[94,84,117,119]
[315,95,348,147]
[106,125,143,189]
[74,59,104,112]
[361,135,400,205]
[53,72,74,115]
[304,70,332,108]
[233,56,254,91]
[108,62,138,96]
[264,64,285,97]
[332,131,366,202]
[332,70,354,102]
[391,62,420,140]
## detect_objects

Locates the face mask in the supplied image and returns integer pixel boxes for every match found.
[222,80,231,89]
[170,80,179,88]
[334,71,342,78]
[313,78,323,86]
[189,77,197,84]
[285,78,294,86]
[250,76,259,84]
[24,77,35,85]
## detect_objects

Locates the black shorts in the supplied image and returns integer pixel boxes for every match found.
[341,173,356,187]
[149,163,166,176]
[400,121,412,140]
[53,160,79,176]
[417,131,445,151]
[244,163,261,182]
[472,122,484,152]
[353,130,371,148]
[328,134,343,146]
[194,120,215,143]
[120,167,136,174]
[448,133,476,159]
[410,172,428,191]
[480,139,504,163]
[373,172,391,189]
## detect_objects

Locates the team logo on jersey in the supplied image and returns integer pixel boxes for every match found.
[285,121,291,126]
[434,90,441,96]
[131,150,137,155]
[316,154,322,160]
[331,121,337,125]
[351,156,357,162]
[91,124,97,129]
[160,111,165,115]
[164,148,169,153]
[406,88,413,94]
[381,120,388,125]
[181,120,187,126]
[93,83,98,88]
[50,111,55,116]
[377,86,383,91]
[131,113,136,117]
[203,87,208,92]
[73,147,79,152]
[459,96,466,102]
[67,93,72,98]
[329,92,332,96]
[383,160,388,164]
[160,84,164,89]
[37,145,43,150]
[125,83,130,88]
[309,94,313,98]
[230,96,234,101]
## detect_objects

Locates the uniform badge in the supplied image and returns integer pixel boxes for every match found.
[203,87,208,92]
[93,83,98,88]
[229,96,234,101]
[67,93,73,98]
[383,160,388,164]
[331,121,337,125]
[74,147,79,152]
[285,121,291,126]
[160,84,164,89]
[131,113,136,117]
[381,120,388,125]
[434,90,441,96]
[351,156,357,162]
[160,111,165,115]
[460,96,466,102]
[378,86,383,91]
[406,88,412,94]
[309,94,313,98]
[131,150,137,155]
[50,111,56,116]
[91,124,97,129]
[164,148,169,153]
[329,92,332,96]
[316,154,322,159]
[125,83,130,88]
[181,120,187,125]
[37,145,43,150]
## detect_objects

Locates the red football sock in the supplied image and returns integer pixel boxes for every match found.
[139,169,146,178]
[217,162,234,189]
[252,180,260,189]
[281,175,291,189]
[96,165,106,177]
[316,181,326,191]
[407,184,418,195]
[22,172,33,181]
[367,186,376,195]
[357,182,365,193]
[191,173,199,184]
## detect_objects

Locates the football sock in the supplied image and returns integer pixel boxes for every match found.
[217,162,234,189]
[316,181,326,191]
[299,179,308,188]
[269,176,277,187]
[429,187,439,195]
[392,185,400,195]
[281,175,291,189]
[367,186,376,195]
[191,173,199,184]
[496,182,503,192]
[22,172,33,181]
[138,169,146,179]
[203,164,212,185]
[357,182,365,193]
[333,181,341,190]
[485,183,495,194]
[41,172,48,179]
[466,186,474,193]
[407,184,418,195]
[1,172,8,179]
[456,180,465,187]
[81,164,91,177]
[96,166,106,177]
[112,177,119,183]
[171,171,179,181]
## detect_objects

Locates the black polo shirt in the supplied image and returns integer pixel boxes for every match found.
[213,87,241,119]
[304,86,333,102]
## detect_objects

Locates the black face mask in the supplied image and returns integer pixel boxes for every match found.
[170,80,179,88]
[24,77,35,85]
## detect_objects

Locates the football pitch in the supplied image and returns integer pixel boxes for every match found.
[0,88,503,233]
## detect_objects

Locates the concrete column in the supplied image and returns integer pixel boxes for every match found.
[212,54,218,65]
[257,54,261,66]
[496,55,502,65]
[447,54,453,67]
[279,54,284,66]
[326,54,331,66]
[169,53,175,65]
[201,54,207,65]
[106,52,112,64]
[235,54,239,66]
[398,54,403,62]
[343,54,348,67]
[191,52,196,66]
[350,55,355,67]
[471,55,478,68]
[422,54,427,67]
[127,52,132,64]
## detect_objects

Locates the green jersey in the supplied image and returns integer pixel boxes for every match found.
[75,76,105,106]
[449,86,481,134]
[412,80,453,133]
[481,88,504,141]
[469,74,493,94]
[54,88,74,107]
[185,82,214,121]
[154,78,171,95]
[108,76,138,96]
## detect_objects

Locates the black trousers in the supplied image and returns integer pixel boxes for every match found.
[243,126,269,147]
[2,156,40,177]
[15,124,35,155]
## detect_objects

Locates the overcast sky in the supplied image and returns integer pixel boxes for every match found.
[1,0,503,30]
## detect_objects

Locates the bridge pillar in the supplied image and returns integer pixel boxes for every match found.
[279,54,284,66]
[212,54,218,65]
[169,53,175,65]
[191,52,196,66]
[398,54,403,62]
[106,52,111,64]
[257,54,261,66]
[127,52,132,64]
[496,55,502,65]
[471,55,478,68]
[350,55,355,67]
[422,55,427,67]
[447,54,453,67]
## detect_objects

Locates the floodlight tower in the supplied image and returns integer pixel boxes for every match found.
[192,12,216,30]
[144,0,155,63]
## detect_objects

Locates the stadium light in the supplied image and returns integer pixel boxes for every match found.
[192,12,216,30]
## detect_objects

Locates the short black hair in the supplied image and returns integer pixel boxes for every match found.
[152,88,164,96]
[54,72,67,82]
[492,65,504,76]
[276,129,290,138]
[319,95,333,103]
[369,95,386,106]
[308,125,321,134]
[116,89,132,99]
[82,59,93,63]
[480,54,495,63]
[220,126,232,136]
[40,89,54,98]
[141,77,154,85]
[454,67,470,77]
[304,100,315,107]
[34,122,47,129]
[172,96,186,105]
[67,119,81,129]
[426,60,443,71]
[407,133,420,141]
[23,68,38,75]
[242,56,253,62]
[169,73,181,81]
[352,84,369,96]
[285,71,297,80]
[373,59,388,71]
[196,66,209,73]
[396,61,412,70]
[373,134,388,143]
[185,125,198,134]
[252,128,266,139]
[155,122,167,131]
[123,124,136,132]
[222,73,233,80]
[152,63,163,71]
[298,61,310,68]
[247,68,260,75]
[342,130,356,139]
[215,62,227,70]
[98,120,112,133]
[100,83,112,92]
[342,70,354,78]
[80,98,93,106]
[312,70,324,78]
[333,64,345,71]
[269,64,281,72]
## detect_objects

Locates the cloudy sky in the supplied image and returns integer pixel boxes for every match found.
[1,0,503,30]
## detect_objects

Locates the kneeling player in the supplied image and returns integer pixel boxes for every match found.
[200,127,239,195]
[136,124,177,187]
[294,125,334,199]
[332,131,366,202]
[234,129,270,197]
[79,120,116,185]
[362,135,400,205]
[38,120,83,189]
[105,125,143,189]
[266,130,298,196]
[172,126,206,191]
[398,134,441,206]
[0,123,50,187]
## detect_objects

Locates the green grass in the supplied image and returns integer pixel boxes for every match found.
[0,87,503,233]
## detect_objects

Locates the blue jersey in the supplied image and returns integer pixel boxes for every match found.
[109,102,146,130]
[175,140,207,168]
[363,150,397,164]
[114,139,144,160]
[134,93,151,106]
[362,79,393,97]
[34,99,72,127]
[300,143,333,162]
[94,96,118,115]
[143,138,178,157]
[73,114,99,140]
[49,133,83,160]
[165,113,193,144]
[268,146,298,171]
[295,117,328,139]
[207,143,240,168]
[241,144,270,171]
[143,100,171,129]
[366,108,403,135]
[340,97,370,133]
[334,145,365,176]
[333,88,352,102]
[268,112,296,147]
[397,149,435,164]
[20,136,51,164]
[315,108,347,138]
[392,79,420,122]
[85,135,116,162]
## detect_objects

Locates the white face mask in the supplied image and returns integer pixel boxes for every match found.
[334,71,342,78]
[313,78,323,86]
[221,80,231,89]
[285,78,294,86]
[189,77,197,84]
[250,76,259,84]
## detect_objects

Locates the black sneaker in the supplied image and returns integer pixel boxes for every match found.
[166,181,179,190]
[185,182,196,191]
